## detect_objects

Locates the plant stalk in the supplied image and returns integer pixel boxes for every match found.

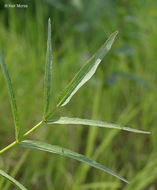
[0,120,44,155]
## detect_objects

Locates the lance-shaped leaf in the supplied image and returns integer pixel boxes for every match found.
[57,31,118,107]
[0,52,20,141]
[19,140,130,184]
[46,116,151,134]
[0,170,27,190]
[43,18,52,119]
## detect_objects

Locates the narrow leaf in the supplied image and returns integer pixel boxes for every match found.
[0,52,19,141]
[0,170,27,190]
[57,31,118,107]
[19,140,130,184]
[46,116,151,134]
[43,18,52,118]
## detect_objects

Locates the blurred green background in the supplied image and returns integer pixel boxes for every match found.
[0,0,157,189]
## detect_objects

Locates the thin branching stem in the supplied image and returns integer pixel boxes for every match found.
[0,104,58,155]
[0,141,17,155]
[0,120,44,155]
[21,120,44,140]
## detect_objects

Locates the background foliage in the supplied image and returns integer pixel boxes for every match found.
[0,0,157,189]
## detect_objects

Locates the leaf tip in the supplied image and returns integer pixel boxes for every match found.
[146,131,152,134]
[126,180,131,184]
[139,130,152,135]
[48,18,51,33]
[113,30,119,38]
[48,17,51,24]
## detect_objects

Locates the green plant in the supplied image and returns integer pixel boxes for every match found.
[0,18,151,189]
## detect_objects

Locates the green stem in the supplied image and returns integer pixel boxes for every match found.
[0,120,44,155]
[21,120,44,140]
[0,141,17,155]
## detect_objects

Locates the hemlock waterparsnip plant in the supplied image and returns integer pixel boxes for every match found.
[0,18,151,189]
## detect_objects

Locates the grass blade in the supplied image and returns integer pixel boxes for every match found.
[46,116,151,134]
[43,18,52,119]
[0,52,19,141]
[0,170,27,190]
[19,140,130,184]
[57,31,118,107]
